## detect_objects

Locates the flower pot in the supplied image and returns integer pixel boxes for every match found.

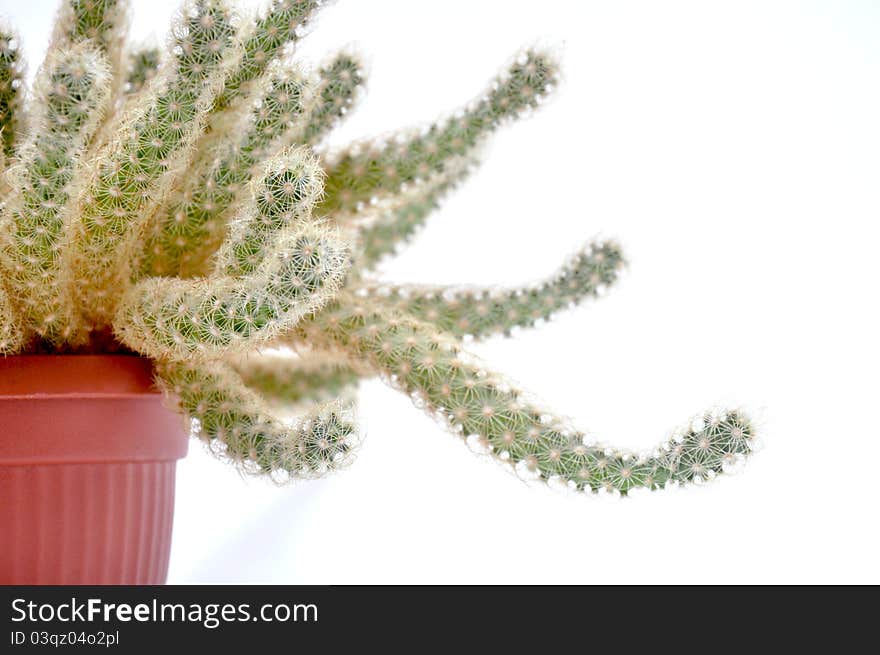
[0,355,188,584]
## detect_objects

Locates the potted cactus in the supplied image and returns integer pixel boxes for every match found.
[0,0,756,585]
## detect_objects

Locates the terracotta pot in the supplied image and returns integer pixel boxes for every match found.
[0,355,188,584]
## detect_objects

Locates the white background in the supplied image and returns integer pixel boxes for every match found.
[7,0,879,583]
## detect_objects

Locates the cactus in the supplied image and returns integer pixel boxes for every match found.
[0,0,757,494]
[299,51,363,147]
[232,350,365,410]
[50,0,129,100]
[357,241,625,339]
[116,148,349,361]
[318,51,555,215]
[124,46,160,94]
[141,72,312,277]
[155,358,357,480]
[68,0,238,330]
[51,0,128,53]
[350,163,470,271]
[0,24,24,161]
[2,44,111,343]
[292,298,753,492]
[211,0,322,112]
[0,284,24,354]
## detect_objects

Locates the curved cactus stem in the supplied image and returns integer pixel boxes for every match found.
[318,50,558,214]
[300,50,364,147]
[114,149,350,361]
[231,350,366,409]
[68,0,238,331]
[124,45,160,95]
[141,73,310,279]
[155,358,359,480]
[357,240,624,340]
[0,24,25,160]
[213,0,324,112]
[1,44,112,344]
[0,284,25,354]
[294,298,756,495]
[114,232,348,360]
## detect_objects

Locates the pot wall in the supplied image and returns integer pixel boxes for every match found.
[0,356,189,585]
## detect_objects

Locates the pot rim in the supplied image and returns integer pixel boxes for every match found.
[0,354,160,399]
[0,355,188,464]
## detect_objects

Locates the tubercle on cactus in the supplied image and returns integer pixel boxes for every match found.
[50,0,129,99]
[0,0,757,494]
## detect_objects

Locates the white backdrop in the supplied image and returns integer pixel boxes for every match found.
[7,0,879,583]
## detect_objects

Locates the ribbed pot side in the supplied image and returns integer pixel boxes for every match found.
[0,356,189,584]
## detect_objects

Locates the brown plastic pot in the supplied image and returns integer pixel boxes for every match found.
[0,355,188,584]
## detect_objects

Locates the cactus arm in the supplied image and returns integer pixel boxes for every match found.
[157,52,364,278]
[155,358,358,479]
[318,50,558,214]
[0,284,25,354]
[43,2,130,180]
[1,45,112,344]
[358,241,624,340]
[67,0,238,330]
[0,25,25,160]
[294,299,756,495]
[213,0,323,112]
[51,0,128,51]
[231,351,366,408]
[124,46,160,95]
[299,51,364,147]
[346,162,472,271]
[50,0,129,99]
[114,148,350,361]
[114,228,348,361]
[141,73,309,278]
[211,148,325,277]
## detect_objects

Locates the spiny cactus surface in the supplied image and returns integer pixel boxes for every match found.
[0,0,757,494]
